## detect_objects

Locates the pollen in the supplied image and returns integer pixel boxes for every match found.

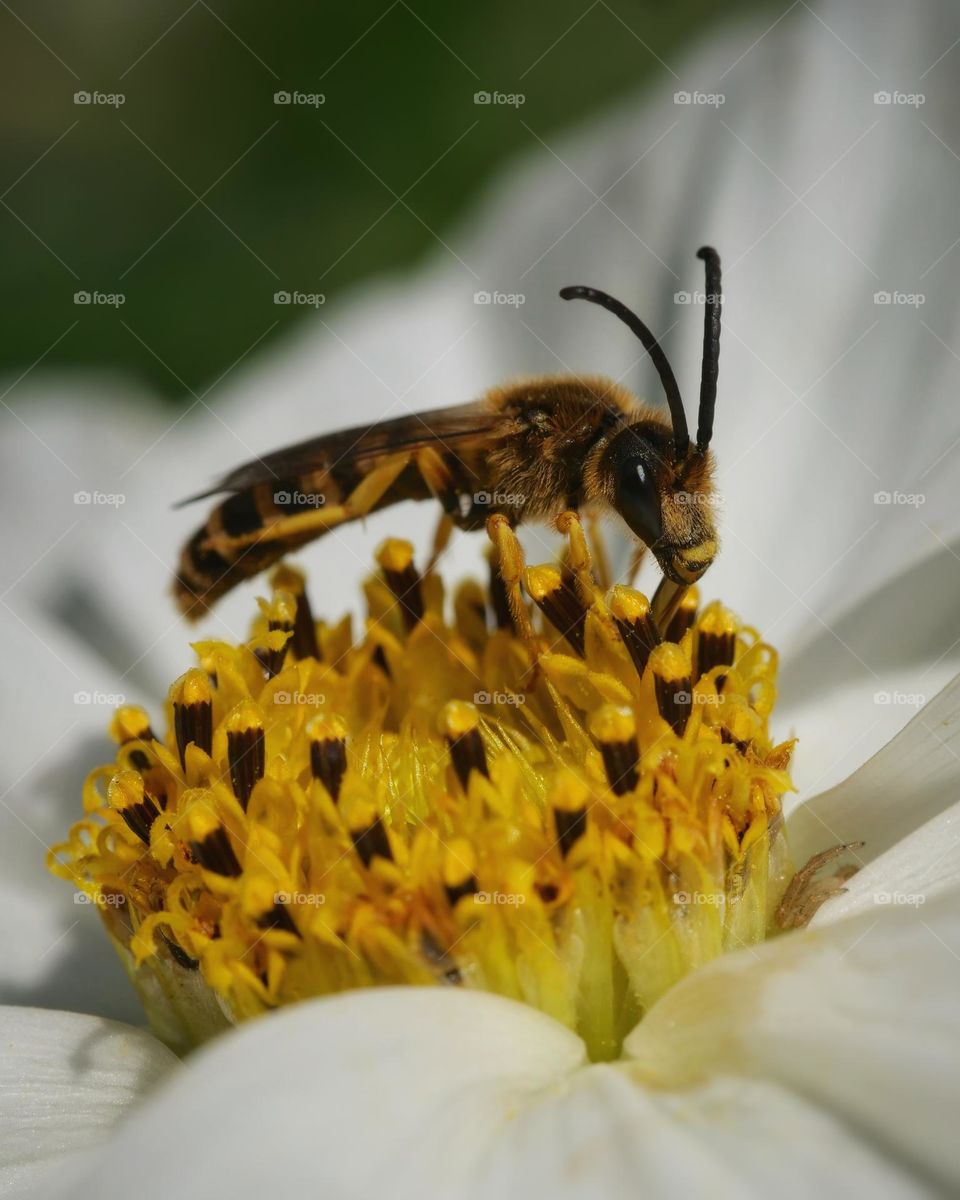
[50,520,799,1060]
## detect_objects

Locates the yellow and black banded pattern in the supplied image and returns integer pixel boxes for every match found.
[174,401,493,615]
[175,456,420,614]
[172,376,646,617]
[53,526,812,1062]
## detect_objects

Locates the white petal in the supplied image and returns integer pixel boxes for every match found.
[0,382,162,629]
[776,537,960,794]
[42,988,584,1200]
[473,1065,927,1199]
[625,895,960,1193]
[0,604,144,1022]
[810,798,960,925]
[457,0,960,658]
[34,983,934,1200]
[0,1006,177,1197]
[787,670,960,865]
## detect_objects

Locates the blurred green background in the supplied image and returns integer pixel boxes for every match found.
[1,0,772,402]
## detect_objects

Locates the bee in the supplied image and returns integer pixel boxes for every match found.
[175,247,722,633]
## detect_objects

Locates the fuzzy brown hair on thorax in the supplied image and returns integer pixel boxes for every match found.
[480,375,642,521]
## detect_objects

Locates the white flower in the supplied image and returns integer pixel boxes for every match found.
[2,0,960,1196]
[5,699,960,1198]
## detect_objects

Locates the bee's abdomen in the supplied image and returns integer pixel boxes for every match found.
[174,480,319,616]
[173,460,429,617]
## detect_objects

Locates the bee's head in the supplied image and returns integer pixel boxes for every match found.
[562,246,722,584]
[604,425,718,584]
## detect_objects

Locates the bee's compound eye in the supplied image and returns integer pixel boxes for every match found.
[616,457,662,547]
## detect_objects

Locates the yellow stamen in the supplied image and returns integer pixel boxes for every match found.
[589,704,640,795]
[50,539,798,1062]
[224,701,265,810]
[170,668,213,767]
[665,584,699,643]
[695,600,739,680]
[649,643,694,735]
[376,537,424,630]
[307,713,349,801]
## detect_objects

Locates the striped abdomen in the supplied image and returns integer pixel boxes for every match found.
[174,458,429,616]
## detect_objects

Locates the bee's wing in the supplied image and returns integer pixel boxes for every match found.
[177,402,492,505]
[174,402,500,616]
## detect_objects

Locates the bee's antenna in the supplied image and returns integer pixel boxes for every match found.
[695,246,721,451]
[560,284,689,459]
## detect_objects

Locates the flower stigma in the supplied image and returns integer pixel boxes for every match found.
[51,516,817,1061]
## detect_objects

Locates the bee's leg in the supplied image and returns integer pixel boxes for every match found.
[177,456,419,616]
[485,515,536,645]
[584,511,612,592]
[413,447,476,574]
[650,577,688,639]
[625,543,647,588]
[555,510,601,606]
[425,512,455,575]
[205,457,412,554]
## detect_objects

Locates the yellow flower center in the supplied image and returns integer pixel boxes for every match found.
[50,526,797,1061]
